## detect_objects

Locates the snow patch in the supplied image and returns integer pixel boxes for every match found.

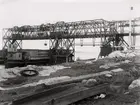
[111,68,124,73]
[0,65,70,82]
[100,65,110,69]
[94,94,106,99]
[39,65,70,76]
[100,62,119,69]
[129,78,140,90]
[85,61,93,64]
[23,76,70,87]
[0,76,70,91]
[126,53,135,58]
[0,68,21,81]
[108,51,125,58]
[105,73,112,77]
[122,60,131,63]
[108,50,136,59]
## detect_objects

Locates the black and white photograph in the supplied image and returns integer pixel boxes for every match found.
[0,0,140,105]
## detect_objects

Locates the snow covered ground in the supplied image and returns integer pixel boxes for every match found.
[0,65,70,82]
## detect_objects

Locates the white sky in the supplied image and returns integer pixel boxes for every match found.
[0,0,140,49]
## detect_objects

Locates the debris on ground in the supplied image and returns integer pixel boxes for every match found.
[1,50,140,105]
[94,94,106,99]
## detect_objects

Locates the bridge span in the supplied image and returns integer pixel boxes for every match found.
[2,17,140,67]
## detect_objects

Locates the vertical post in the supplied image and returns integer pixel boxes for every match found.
[73,38,75,61]
[129,6,133,49]
[132,20,136,49]
[80,38,83,46]
[92,38,95,46]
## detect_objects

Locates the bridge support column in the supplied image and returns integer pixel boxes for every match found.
[49,38,75,63]
[2,29,23,60]
[99,35,129,58]
[131,35,136,49]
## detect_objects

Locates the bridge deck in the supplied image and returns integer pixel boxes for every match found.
[3,33,140,40]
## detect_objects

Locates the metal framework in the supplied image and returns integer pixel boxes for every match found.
[2,17,140,61]
[49,38,75,62]
[3,18,140,40]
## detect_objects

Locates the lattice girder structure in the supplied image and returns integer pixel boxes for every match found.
[3,40,22,50]
[2,17,140,61]
[2,28,22,50]
[113,20,139,34]
[46,19,118,39]
[3,18,140,41]
[104,35,129,48]
[49,37,75,62]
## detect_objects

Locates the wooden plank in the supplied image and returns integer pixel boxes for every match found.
[12,83,76,105]
[44,83,109,105]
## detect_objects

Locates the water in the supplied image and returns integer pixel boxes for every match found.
[1,36,140,68]
[75,36,140,60]
[0,65,4,69]
[75,46,100,60]
[22,39,101,60]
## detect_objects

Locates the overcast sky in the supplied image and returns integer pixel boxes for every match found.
[0,0,140,49]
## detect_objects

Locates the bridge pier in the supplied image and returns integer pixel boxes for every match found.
[2,28,23,60]
[99,35,129,58]
[49,37,75,64]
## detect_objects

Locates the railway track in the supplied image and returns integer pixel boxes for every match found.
[11,83,109,105]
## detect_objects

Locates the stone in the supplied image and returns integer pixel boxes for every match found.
[86,79,97,87]
[105,73,112,78]
[82,79,87,84]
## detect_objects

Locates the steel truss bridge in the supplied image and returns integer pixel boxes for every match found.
[2,17,140,61]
